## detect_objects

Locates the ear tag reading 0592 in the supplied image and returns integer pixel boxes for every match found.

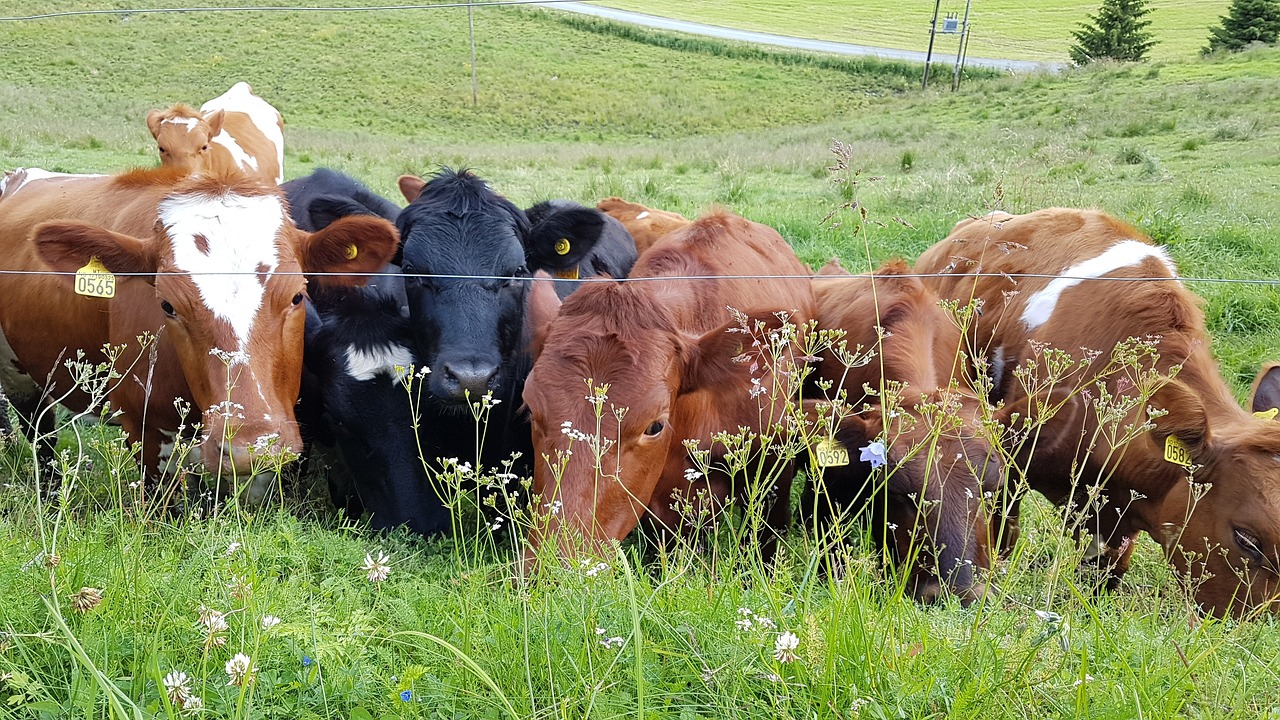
[811,437,850,468]
[1254,407,1279,421]
[74,257,116,299]
[1163,435,1194,467]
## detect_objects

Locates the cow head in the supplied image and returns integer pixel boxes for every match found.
[395,169,609,410]
[522,279,781,561]
[1151,374,1280,617]
[34,174,398,477]
[147,104,223,174]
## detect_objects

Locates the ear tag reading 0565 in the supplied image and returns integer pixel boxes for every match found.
[811,437,850,468]
[74,257,116,299]
[1163,435,1194,467]
[1254,407,1279,421]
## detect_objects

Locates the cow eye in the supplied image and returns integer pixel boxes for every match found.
[291,292,304,306]
[1234,528,1267,566]
[201,145,209,151]
[158,147,167,154]
[160,300,177,318]
[644,420,665,437]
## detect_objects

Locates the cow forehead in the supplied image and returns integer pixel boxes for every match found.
[159,192,287,349]
[401,212,524,273]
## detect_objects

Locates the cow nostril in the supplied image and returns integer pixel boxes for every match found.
[441,361,499,398]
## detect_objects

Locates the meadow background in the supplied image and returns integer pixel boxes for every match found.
[2,1,1280,718]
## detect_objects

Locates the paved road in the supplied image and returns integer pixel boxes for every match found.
[552,2,1063,74]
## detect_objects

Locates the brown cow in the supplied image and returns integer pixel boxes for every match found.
[807,259,1073,604]
[916,207,1280,617]
[0,166,397,493]
[596,197,691,255]
[148,82,284,184]
[522,210,815,565]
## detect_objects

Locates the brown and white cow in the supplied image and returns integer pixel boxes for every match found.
[807,259,1074,603]
[522,211,815,565]
[148,82,285,184]
[595,197,691,255]
[0,166,397,491]
[916,207,1280,617]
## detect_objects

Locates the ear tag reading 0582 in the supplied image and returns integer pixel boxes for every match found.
[812,437,850,468]
[1164,435,1194,467]
[1254,407,1278,421]
[74,257,116,299]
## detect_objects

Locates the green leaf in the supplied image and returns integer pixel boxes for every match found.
[350,706,376,720]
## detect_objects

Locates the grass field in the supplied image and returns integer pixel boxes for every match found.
[3,2,1280,718]
[588,0,1234,62]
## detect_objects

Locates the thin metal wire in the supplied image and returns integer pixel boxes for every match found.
[0,268,1277,286]
[0,0,587,22]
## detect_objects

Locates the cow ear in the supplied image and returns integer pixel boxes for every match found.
[679,311,783,394]
[300,215,399,288]
[398,175,426,203]
[203,109,225,138]
[33,221,158,278]
[146,109,165,140]
[994,386,1081,462]
[523,201,606,272]
[308,194,376,231]
[1146,379,1210,454]
[1250,363,1280,416]
[525,271,562,358]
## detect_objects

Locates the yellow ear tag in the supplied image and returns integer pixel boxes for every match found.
[344,244,358,261]
[811,437,850,468]
[1163,435,1194,467]
[553,267,580,280]
[74,257,116,299]
[554,238,571,256]
[1254,408,1278,421]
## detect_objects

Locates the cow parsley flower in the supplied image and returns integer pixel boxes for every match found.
[361,551,392,583]
[773,631,800,663]
[596,627,625,649]
[225,653,256,687]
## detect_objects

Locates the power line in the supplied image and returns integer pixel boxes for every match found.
[0,0,584,23]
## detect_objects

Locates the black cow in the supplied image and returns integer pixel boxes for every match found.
[525,199,638,298]
[283,168,402,232]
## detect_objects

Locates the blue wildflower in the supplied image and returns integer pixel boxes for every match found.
[302,655,313,667]
[859,440,888,469]
[400,690,412,702]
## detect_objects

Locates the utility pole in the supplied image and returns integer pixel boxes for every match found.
[951,0,973,91]
[469,2,478,106]
[922,0,942,90]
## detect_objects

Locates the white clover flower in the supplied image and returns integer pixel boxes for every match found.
[163,671,191,707]
[260,615,282,631]
[181,696,203,715]
[224,653,256,687]
[198,606,229,634]
[774,631,799,663]
[361,551,392,583]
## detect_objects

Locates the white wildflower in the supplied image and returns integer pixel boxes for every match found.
[260,615,282,631]
[361,551,392,583]
[774,631,800,663]
[224,653,256,687]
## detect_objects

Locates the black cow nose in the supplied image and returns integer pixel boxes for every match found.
[441,360,498,399]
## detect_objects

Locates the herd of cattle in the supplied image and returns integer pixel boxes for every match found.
[0,83,1277,618]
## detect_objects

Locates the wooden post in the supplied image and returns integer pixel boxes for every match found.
[952,0,973,91]
[922,0,942,90]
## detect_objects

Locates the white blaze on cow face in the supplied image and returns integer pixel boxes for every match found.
[345,343,415,384]
[163,117,199,132]
[1021,240,1178,330]
[160,193,284,349]
[201,82,285,184]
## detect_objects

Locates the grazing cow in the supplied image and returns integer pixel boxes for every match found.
[596,197,691,254]
[522,210,816,564]
[282,168,402,233]
[0,166,398,493]
[148,82,285,184]
[916,207,1280,617]
[806,259,1073,604]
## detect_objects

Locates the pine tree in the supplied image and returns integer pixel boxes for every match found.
[1205,0,1280,54]
[1069,0,1157,65]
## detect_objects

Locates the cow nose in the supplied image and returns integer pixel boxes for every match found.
[441,360,499,399]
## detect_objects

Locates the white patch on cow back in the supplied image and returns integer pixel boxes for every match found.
[1,167,103,197]
[161,192,284,349]
[210,132,261,174]
[345,344,414,384]
[1021,240,1178,330]
[635,211,650,220]
[163,117,199,131]
[201,82,285,183]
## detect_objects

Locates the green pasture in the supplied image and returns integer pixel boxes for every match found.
[589,0,1233,62]
[3,3,1280,718]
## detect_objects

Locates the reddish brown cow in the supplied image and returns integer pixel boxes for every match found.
[916,207,1280,617]
[596,197,691,255]
[522,211,815,564]
[148,82,285,184]
[0,166,397,490]
[808,259,1071,603]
